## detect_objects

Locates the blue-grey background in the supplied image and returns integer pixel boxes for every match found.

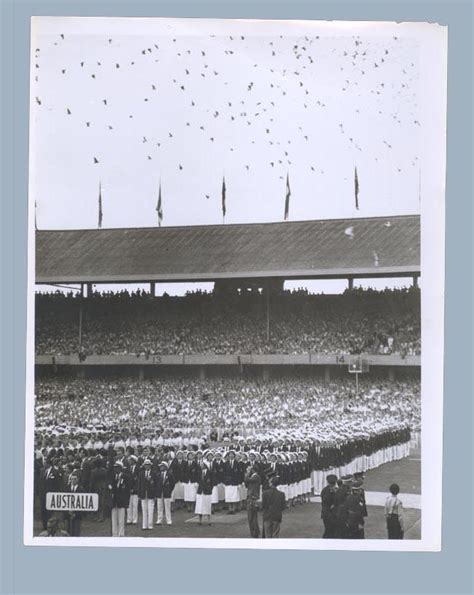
[1,0,472,594]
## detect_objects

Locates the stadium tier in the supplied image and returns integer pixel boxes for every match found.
[35,287,420,359]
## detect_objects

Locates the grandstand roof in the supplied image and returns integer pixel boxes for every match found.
[36,215,420,284]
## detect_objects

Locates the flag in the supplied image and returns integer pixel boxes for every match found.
[156,181,163,227]
[354,166,359,210]
[284,173,291,220]
[222,176,226,222]
[98,182,103,228]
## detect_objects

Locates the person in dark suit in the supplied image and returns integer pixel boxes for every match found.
[63,471,83,536]
[244,465,261,538]
[334,475,352,538]
[89,457,108,522]
[344,481,366,539]
[320,474,338,538]
[108,461,130,537]
[137,459,157,530]
[126,455,140,525]
[223,450,241,514]
[156,461,175,525]
[183,452,200,512]
[38,457,63,530]
[169,450,186,510]
[195,463,213,525]
[262,476,286,538]
[353,472,368,518]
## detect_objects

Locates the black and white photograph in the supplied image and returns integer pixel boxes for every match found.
[25,16,447,550]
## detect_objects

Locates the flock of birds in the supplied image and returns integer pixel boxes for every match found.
[33,29,421,219]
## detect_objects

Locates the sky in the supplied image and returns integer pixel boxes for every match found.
[31,18,423,294]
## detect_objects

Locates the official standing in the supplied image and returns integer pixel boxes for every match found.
[385,483,405,539]
[320,474,338,538]
[38,457,63,530]
[244,465,261,538]
[137,459,156,530]
[344,480,366,539]
[126,455,140,525]
[223,450,241,514]
[62,471,83,536]
[156,461,175,525]
[262,477,286,538]
[109,461,130,537]
[89,457,107,522]
[195,462,213,525]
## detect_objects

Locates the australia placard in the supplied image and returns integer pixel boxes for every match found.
[46,492,99,512]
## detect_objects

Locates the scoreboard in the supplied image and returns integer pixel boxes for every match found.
[348,356,369,374]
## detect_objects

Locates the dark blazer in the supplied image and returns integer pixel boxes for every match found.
[211,460,225,485]
[137,469,157,499]
[109,471,131,508]
[63,483,84,520]
[320,485,337,518]
[262,487,286,523]
[128,464,140,495]
[184,461,200,483]
[156,470,176,498]
[223,460,241,486]
[39,464,63,496]
[197,467,213,496]
[89,466,107,492]
[169,459,186,482]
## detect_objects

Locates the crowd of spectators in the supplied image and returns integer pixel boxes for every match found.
[34,376,421,449]
[35,287,421,357]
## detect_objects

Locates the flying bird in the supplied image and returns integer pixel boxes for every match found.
[93,157,99,164]
[66,108,71,115]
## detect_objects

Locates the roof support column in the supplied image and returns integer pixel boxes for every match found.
[348,277,354,291]
[78,284,84,350]
[150,281,155,296]
[412,275,418,288]
[266,282,271,343]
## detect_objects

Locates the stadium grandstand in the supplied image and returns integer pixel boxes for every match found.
[33,215,421,539]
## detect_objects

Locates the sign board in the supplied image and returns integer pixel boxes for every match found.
[46,492,98,512]
[348,357,369,373]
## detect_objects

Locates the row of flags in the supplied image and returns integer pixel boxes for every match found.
[87,167,361,229]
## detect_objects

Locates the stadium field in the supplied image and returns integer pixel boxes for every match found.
[33,449,421,540]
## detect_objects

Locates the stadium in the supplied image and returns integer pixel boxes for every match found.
[33,215,421,540]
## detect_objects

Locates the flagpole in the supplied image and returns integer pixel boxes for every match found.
[222,173,226,224]
[418,167,421,205]
[98,181,103,229]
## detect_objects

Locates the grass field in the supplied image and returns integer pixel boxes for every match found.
[34,450,421,540]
